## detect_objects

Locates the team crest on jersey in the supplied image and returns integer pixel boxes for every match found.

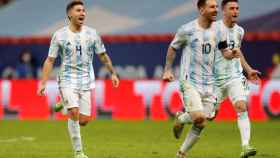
[64,41,73,55]
[193,38,199,43]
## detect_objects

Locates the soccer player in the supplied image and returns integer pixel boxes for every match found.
[37,1,119,158]
[213,0,260,157]
[162,0,231,157]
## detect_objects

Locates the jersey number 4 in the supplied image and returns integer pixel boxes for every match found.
[76,45,82,56]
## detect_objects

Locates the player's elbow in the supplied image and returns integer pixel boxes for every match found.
[46,57,56,64]
[168,47,177,54]
[79,120,89,126]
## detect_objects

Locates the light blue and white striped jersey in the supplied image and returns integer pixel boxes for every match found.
[213,20,245,87]
[48,26,106,90]
[170,19,225,93]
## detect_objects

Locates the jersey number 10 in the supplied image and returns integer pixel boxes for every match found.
[202,43,211,54]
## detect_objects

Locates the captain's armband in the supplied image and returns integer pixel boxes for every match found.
[218,41,228,50]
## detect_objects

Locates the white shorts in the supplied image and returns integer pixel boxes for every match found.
[59,87,92,116]
[215,77,249,106]
[179,80,217,118]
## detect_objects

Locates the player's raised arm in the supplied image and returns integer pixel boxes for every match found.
[97,52,119,88]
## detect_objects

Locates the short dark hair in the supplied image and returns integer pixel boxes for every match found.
[197,0,208,9]
[66,0,84,14]
[221,0,238,8]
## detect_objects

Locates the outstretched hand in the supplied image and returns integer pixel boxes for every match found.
[37,82,46,96]
[111,74,120,88]
[162,70,175,82]
[247,69,261,84]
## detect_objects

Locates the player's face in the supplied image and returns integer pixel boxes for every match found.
[68,5,86,26]
[201,0,218,22]
[223,2,239,23]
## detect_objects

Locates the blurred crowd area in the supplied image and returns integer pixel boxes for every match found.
[1,49,39,79]
[0,1,279,80]
[268,53,280,79]
[0,48,279,80]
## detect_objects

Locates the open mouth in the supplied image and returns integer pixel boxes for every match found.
[212,12,218,17]
[78,17,85,21]
[212,14,217,18]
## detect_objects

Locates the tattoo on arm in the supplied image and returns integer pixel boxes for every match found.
[98,52,117,75]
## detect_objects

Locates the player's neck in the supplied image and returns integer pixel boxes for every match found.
[69,23,83,33]
[223,18,235,28]
[198,16,212,29]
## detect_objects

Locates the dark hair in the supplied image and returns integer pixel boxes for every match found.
[221,0,238,8]
[66,0,84,14]
[18,49,35,64]
[197,0,208,9]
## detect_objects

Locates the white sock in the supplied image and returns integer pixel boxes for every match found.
[68,119,83,152]
[178,112,193,124]
[237,111,251,146]
[180,125,203,153]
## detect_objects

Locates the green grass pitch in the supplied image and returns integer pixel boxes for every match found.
[0,120,279,158]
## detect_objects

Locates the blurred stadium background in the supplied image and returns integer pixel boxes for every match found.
[0,0,279,157]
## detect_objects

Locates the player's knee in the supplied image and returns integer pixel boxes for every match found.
[234,101,247,113]
[79,120,89,126]
[79,115,91,126]
[193,115,206,128]
[68,107,79,120]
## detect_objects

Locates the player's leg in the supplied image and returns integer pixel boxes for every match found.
[207,85,226,121]
[228,79,257,157]
[177,111,206,156]
[173,80,199,139]
[202,90,219,122]
[79,89,92,126]
[176,81,207,157]
[60,88,87,158]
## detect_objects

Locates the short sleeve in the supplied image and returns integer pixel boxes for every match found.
[48,33,60,58]
[170,26,188,50]
[238,27,245,47]
[94,31,106,54]
[240,27,245,41]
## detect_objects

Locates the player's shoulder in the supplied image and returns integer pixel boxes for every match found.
[234,24,245,34]
[178,19,197,34]
[211,20,224,30]
[213,20,222,26]
[83,25,98,36]
[52,26,68,39]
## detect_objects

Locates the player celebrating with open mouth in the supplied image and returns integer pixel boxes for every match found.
[37,1,119,158]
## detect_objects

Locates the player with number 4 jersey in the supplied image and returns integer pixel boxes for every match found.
[37,1,119,158]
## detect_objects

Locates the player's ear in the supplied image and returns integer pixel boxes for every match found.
[199,7,204,15]
[67,11,71,20]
